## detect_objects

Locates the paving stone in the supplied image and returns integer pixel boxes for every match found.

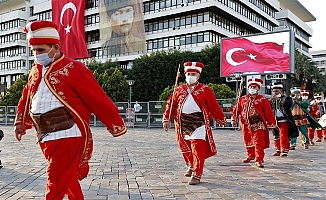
[1,126,326,199]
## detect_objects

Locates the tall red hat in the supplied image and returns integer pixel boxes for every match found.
[184,62,204,74]
[23,20,60,46]
[248,78,263,89]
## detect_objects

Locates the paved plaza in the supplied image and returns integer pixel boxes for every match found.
[0,125,326,199]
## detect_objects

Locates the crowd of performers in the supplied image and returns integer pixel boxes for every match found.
[231,79,326,169]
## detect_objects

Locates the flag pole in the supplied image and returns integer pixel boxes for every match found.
[167,64,181,122]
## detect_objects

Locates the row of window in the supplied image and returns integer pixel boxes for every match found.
[0,47,27,58]
[0,60,26,70]
[218,0,275,31]
[313,54,326,58]
[143,0,275,31]
[316,60,326,65]
[147,31,222,50]
[145,11,254,36]
[248,0,276,18]
[279,19,309,41]
[0,19,27,31]
[37,10,51,21]
[85,30,221,58]
[0,33,26,44]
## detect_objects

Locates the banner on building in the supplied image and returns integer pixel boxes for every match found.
[99,0,146,56]
[52,0,89,59]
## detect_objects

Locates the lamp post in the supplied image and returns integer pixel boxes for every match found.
[232,72,243,98]
[126,80,135,108]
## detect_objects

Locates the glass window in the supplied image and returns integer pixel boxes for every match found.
[185,35,191,44]
[204,32,209,42]
[186,16,191,25]
[180,35,185,45]
[192,34,197,43]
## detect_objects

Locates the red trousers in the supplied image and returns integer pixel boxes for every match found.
[274,121,290,153]
[182,139,207,180]
[39,137,84,200]
[308,128,323,140]
[241,124,265,162]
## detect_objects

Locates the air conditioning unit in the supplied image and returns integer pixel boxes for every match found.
[265,74,287,80]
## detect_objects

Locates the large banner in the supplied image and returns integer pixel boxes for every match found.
[100,0,146,56]
[220,30,294,77]
[52,0,89,59]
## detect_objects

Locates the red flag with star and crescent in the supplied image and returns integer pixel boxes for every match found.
[221,37,290,77]
[52,0,89,59]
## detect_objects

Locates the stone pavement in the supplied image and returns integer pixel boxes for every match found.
[0,125,326,200]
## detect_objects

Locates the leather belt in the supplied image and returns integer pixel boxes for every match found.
[293,115,305,120]
[276,116,286,121]
[30,107,75,142]
[248,114,261,124]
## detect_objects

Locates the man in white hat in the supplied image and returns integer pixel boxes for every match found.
[231,77,276,168]
[269,82,298,157]
[13,20,127,199]
[308,94,326,143]
[162,61,226,185]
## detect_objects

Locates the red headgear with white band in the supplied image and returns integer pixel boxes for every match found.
[300,90,310,96]
[184,62,204,74]
[23,20,60,46]
[248,78,263,89]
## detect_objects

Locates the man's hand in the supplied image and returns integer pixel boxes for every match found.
[163,121,170,132]
[14,124,25,141]
[231,120,237,127]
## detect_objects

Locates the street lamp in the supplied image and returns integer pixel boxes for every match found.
[232,72,243,98]
[126,80,135,108]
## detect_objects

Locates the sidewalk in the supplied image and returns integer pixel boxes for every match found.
[0,125,326,199]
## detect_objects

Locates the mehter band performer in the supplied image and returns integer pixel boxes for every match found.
[162,62,226,185]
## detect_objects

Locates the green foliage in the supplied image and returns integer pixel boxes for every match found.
[292,50,326,94]
[103,68,129,102]
[0,74,28,106]
[207,83,236,99]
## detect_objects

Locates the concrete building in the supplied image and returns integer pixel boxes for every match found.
[311,50,326,75]
[0,0,316,92]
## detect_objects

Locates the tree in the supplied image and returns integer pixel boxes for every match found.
[0,74,28,106]
[104,68,129,102]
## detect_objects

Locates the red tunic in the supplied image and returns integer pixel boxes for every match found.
[14,54,127,180]
[163,83,226,158]
[232,94,276,148]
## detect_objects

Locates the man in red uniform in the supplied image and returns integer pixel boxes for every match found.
[231,78,276,168]
[162,62,226,185]
[308,94,325,143]
[269,82,298,157]
[13,21,127,199]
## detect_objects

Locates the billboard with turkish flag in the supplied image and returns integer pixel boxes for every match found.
[220,30,294,77]
[52,0,89,59]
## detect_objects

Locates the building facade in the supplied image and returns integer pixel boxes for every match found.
[0,0,316,92]
[311,50,326,75]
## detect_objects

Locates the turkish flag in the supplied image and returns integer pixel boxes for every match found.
[221,37,290,76]
[52,0,89,59]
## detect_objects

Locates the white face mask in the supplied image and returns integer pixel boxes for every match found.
[316,100,321,103]
[185,75,197,85]
[275,94,282,98]
[248,88,257,95]
[34,47,55,66]
[302,96,308,100]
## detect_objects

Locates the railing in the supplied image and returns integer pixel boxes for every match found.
[1,99,239,129]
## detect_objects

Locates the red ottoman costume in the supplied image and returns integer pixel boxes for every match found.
[14,21,127,199]
[232,78,276,168]
[163,62,226,185]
